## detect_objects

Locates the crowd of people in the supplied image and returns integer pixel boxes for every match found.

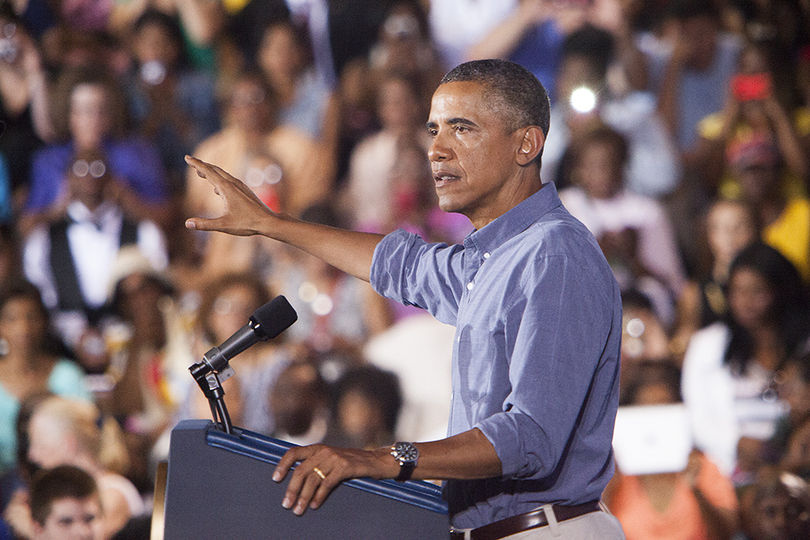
[0,0,808,538]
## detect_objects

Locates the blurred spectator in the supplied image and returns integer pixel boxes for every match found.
[694,43,809,198]
[324,364,402,450]
[21,66,170,235]
[729,135,810,281]
[0,6,53,208]
[269,359,328,445]
[365,2,445,105]
[0,280,90,477]
[25,396,145,538]
[363,312,454,443]
[542,24,681,197]
[768,352,810,480]
[671,199,758,359]
[191,271,289,436]
[124,9,221,194]
[186,69,329,220]
[605,361,739,540]
[736,468,810,540]
[682,242,810,478]
[340,73,430,232]
[29,465,105,540]
[560,126,686,325]
[619,290,673,403]
[110,0,228,65]
[427,0,518,70]
[468,0,648,98]
[22,146,168,371]
[644,0,743,161]
[257,19,339,154]
[100,247,183,491]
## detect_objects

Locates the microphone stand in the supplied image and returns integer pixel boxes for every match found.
[189,360,235,435]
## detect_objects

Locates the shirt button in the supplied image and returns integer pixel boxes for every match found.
[483,252,490,259]
[467,282,474,290]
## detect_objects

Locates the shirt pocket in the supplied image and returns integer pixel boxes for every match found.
[456,324,496,409]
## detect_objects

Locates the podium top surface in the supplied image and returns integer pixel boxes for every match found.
[173,419,449,515]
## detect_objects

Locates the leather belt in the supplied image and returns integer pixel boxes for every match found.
[449,500,602,540]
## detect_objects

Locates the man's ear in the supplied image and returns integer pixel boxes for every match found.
[516,127,545,166]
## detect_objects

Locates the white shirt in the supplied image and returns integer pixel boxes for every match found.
[23,201,168,345]
[559,186,686,296]
[428,0,518,69]
[543,92,682,198]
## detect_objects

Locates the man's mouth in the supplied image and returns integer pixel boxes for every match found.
[434,171,460,187]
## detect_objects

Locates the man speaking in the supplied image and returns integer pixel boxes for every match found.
[185,59,625,540]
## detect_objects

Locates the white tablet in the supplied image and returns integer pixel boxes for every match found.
[612,404,694,475]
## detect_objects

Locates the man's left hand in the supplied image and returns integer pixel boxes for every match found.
[272,444,397,516]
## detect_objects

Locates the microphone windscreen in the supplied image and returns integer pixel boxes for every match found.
[253,295,298,340]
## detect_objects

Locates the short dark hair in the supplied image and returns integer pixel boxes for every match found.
[441,59,551,138]
[332,365,403,433]
[574,126,630,168]
[30,465,99,526]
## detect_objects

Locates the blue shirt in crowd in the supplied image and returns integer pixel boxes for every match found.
[370,183,622,529]
[25,137,168,212]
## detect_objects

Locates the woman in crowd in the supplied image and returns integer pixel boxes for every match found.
[605,361,739,540]
[24,395,144,537]
[682,242,810,479]
[560,125,686,326]
[0,280,90,476]
[671,199,758,359]
[192,271,290,436]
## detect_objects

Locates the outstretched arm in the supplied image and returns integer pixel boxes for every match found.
[184,156,383,282]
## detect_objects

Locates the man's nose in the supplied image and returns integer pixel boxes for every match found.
[428,134,451,162]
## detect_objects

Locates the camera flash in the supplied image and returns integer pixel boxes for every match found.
[570,86,597,114]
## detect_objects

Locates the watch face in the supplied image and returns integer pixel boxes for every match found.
[393,442,418,464]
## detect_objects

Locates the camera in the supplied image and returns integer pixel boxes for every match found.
[569,86,597,114]
[731,73,771,102]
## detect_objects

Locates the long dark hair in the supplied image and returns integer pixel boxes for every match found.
[724,243,809,374]
[0,279,70,359]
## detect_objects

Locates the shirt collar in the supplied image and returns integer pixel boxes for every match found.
[66,200,121,226]
[465,182,562,255]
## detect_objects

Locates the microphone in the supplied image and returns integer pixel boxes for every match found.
[201,295,298,375]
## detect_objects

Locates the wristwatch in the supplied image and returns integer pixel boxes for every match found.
[390,442,419,482]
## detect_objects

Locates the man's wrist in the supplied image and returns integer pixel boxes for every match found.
[390,442,419,482]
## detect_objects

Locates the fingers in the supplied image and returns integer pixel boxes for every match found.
[272,445,346,516]
[184,216,222,231]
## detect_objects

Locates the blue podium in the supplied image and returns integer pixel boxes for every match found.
[160,420,450,539]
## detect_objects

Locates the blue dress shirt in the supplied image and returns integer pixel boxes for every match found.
[370,183,622,529]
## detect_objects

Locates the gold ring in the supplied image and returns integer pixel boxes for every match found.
[313,467,326,480]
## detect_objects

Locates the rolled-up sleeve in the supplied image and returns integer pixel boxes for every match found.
[370,229,465,326]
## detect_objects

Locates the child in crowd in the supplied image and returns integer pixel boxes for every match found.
[29,465,105,540]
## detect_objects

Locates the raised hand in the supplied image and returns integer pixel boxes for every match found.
[184,155,277,236]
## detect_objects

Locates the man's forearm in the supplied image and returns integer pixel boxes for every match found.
[265,214,385,282]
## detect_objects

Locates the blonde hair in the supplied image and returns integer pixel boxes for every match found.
[34,396,130,476]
